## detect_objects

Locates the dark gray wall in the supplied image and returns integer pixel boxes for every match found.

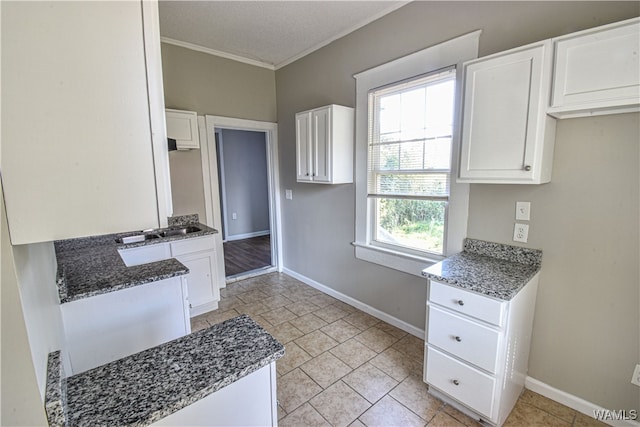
[219,129,270,239]
[275,1,639,412]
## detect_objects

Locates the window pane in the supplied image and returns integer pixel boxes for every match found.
[424,137,451,170]
[373,173,449,197]
[425,79,455,138]
[375,198,446,254]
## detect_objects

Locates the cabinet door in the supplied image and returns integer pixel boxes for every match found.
[177,251,219,316]
[459,42,554,184]
[166,109,200,150]
[312,107,331,183]
[549,17,640,118]
[295,112,313,182]
[1,1,162,244]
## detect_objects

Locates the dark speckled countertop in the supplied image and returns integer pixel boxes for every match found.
[45,315,285,427]
[54,219,217,303]
[422,238,542,300]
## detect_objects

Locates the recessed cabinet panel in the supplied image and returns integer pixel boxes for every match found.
[295,104,354,184]
[166,109,199,150]
[550,17,640,117]
[458,41,555,184]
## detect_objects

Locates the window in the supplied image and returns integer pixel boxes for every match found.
[368,69,455,256]
[353,31,480,276]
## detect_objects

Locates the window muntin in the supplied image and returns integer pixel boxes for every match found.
[367,68,456,256]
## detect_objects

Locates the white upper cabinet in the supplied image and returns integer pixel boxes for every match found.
[549,17,640,118]
[1,1,170,244]
[458,41,556,184]
[166,109,200,150]
[295,105,354,184]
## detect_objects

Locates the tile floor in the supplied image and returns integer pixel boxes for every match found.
[192,272,607,427]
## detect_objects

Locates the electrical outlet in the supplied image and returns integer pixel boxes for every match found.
[513,223,529,243]
[516,201,531,221]
[632,364,640,387]
[232,212,237,220]
[285,189,293,200]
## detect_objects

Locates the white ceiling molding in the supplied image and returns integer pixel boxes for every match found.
[160,37,276,70]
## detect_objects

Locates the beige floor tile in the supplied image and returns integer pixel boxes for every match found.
[249,314,273,330]
[287,289,319,302]
[359,395,425,427]
[573,412,608,427]
[261,306,298,325]
[221,283,247,297]
[269,321,305,344]
[389,374,442,422]
[392,334,425,362]
[278,403,287,420]
[519,390,576,423]
[301,351,352,388]
[503,401,571,427]
[354,327,399,353]
[441,404,483,426]
[278,368,323,413]
[216,295,243,311]
[295,330,339,357]
[331,300,358,313]
[202,308,240,325]
[321,319,363,343]
[236,289,269,304]
[190,318,210,333]
[287,300,322,316]
[427,411,466,426]
[277,342,313,376]
[280,402,331,427]
[330,339,377,369]
[310,381,371,427]
[343,311,381,330]
[314,304,350,323]
[370,347,423,382]
[260,284,290,296]
[290,313,329,334]
[349,419,366,427]
[234,301,269,317]
[262,294,295,309]
[308,293,339,308]
[375,322,409,339]
[343,363,399,404]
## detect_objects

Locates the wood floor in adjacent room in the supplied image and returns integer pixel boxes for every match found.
[223,234,271,277]
[192,272,607,427]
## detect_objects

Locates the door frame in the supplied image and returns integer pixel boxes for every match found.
[199,115,283,283]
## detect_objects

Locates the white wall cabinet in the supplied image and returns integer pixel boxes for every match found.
[458,41,556,184]
[424,277,539,426]
[296,105,354,184]
[549,17,640,118]
[166,109,200,150]
[61,277,190,375]
[1,1,171,245]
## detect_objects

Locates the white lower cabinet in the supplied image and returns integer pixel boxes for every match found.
[61,277,190,375]
[424,277,539,426]
[151,363,278,427]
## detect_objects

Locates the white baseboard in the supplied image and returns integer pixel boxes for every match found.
[525,377,639,427]
[225,230,270,242]
[282,268,425,339]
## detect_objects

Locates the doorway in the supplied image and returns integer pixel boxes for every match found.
[199,116,282,284]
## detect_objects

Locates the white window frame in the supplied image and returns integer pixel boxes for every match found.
[353,31,481,277]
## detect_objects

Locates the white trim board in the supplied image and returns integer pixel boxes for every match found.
[225,230,270,242]
[282,268,424,339]
[525,377,640,427]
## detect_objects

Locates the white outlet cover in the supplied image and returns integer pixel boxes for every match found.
[513,223,529,243]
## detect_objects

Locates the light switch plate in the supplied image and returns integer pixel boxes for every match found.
[516,202,531,221]
[285,189,293,200]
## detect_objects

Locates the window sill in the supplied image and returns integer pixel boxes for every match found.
[352,241,442,278]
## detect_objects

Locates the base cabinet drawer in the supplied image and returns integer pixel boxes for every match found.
[426,346,496,419]
[429,280,505,326]
[427,306,500,373]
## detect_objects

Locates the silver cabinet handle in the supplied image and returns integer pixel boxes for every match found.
[453,379,460,386]
[457,300,464,306]
[455,336,462,342]
[524,165,532,171]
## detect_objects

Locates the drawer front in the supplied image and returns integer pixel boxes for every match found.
[170,236,215,257]
[427,306,500,373]
[429,280,505,326]
[426,346,496,419]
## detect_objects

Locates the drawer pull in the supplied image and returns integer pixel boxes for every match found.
[457,300,465,306]
[454,336,462,342]
[453,379,460,386]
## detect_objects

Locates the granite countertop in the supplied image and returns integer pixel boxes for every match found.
[422,238,542,300]
[45,315,285,427]
[55,214,218,303]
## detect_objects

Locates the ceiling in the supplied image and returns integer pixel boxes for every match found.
[158,1,409,70]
